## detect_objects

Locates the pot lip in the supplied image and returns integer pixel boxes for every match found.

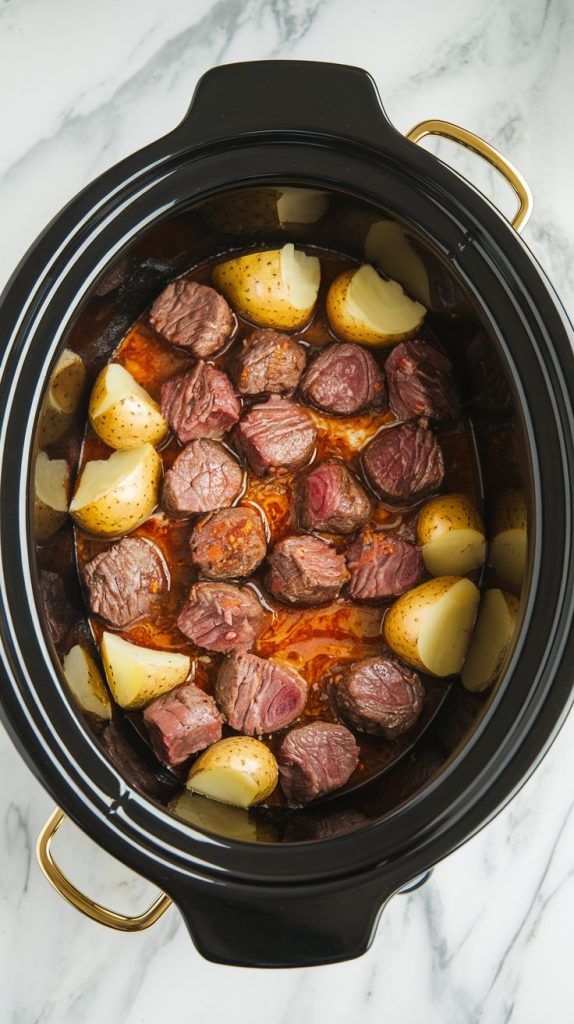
[1,117,574,890]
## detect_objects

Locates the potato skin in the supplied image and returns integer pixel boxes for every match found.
[493,489,527,532]
[326,270,424,347]
[383,576,477,674]
[212,249,317,330]
[70,444,162,537]
[417,493,484,545]
[187,735,279,806]
[89,365,167,450]
[63,644,112,719]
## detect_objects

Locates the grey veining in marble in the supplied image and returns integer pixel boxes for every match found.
[1,1,574,1021]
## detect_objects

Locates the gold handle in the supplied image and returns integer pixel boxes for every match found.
[406,118,533,233]
[36,808,172,932]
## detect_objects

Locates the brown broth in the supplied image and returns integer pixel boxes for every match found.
[74,248,483,799]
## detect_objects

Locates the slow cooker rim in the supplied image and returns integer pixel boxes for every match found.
[1,131,574,890]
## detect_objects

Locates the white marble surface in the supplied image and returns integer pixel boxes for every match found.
[1,0,574,1020]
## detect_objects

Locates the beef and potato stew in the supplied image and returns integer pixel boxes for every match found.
[34,195,527,840]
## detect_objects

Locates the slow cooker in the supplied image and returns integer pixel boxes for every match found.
[1,60,574,968]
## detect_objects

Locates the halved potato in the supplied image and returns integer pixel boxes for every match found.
[38,348,86,445]
[63,644,112,719]
[187,736,278,808]
[365,220,432,309]
[101,632,190,709]
[276,188,328,226]
[34,451,70,540]
[417,493,486,577]
[89,363,167,449]
[170,790,277,842]
[326,263,426,347]
[462,589,520,692]
[489,490,527,594]
[69,443,161,537]
[384,576,480,677]
[212,244,320,329]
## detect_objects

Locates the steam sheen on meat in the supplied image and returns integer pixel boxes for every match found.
[362,421,444,503]
[215,652,307,735]
[278,722,359,805]
[177,582,267,653]
[385,341,461,423]
[300,342,386,415]
[265,534,349,605]
[162,439,243,517]
[160,361,240,444]
[150,279,234,358]
[346,528,424,600]
[189,507,267,579]
[233,397,316,476]
[82,537,167,628]
[299,459,371,534]
[142,681,222,767]
[231,328,307,396]
[329,656,424,739]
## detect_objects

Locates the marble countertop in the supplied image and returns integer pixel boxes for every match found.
[2,0,574,1021]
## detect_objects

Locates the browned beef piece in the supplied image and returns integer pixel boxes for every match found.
[299,459,370,534]
[160,361,240,444]
[284,808,369,841]
[346,528,424,600]
[233,397,316,477]
[300,342,386,415]
[385,341,461,423]
[82,537,167,629]
[265,534,349,606]
[362,421,444,503]
[177,582,267,653]
[142,681,222,767]
[329,657,424,739]
[39,571,78,647]
[162,439,243,517]
[231,328,307,396]
[278,722,359,805]
[149,279,234,358]
[190,507,267,579]
[215,652,307,735]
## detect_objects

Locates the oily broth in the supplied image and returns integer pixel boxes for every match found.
[74,248,483,799]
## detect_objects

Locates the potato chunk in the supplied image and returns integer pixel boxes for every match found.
[69,444,161,537]
[187,736,278,808]
[63,645,112,719]
[462,589,519,692]
[326,264,426,347]
[212,244,320,329]
[89,363,167,449]
[34,451,70,540]
[384,576,480,676]
[101,632,190,709]
[417,493,486,576]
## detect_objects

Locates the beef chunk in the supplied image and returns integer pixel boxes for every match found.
[362,421,444,503]
[162,439,243,517]
[82,537,167,629]
[278,722,359,805]
[190,507,267,580]
[177,582,267,653]
[300,342,386,415]
[233,397,316,477]
[265,534,349,606]
[299,459,370,534]
[149,279,234,358]
[160,361,240,444]
[329,656,424,739]
[231,328,307,396]
[39,570,78,647]
[385,341,461,422]
[142,681,222,767]
[346,528,424,600]
[215,652,307,735]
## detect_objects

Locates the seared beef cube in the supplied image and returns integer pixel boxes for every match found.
[177,582,267,653]
[299,459,370,534]
[300,342,386,415]
[278,722,359,805]
[149,279,234,358]
[83,537,167,629]
[231,328,307,396]
[160,361,240,444]
[265,534,349,606]
[215,652,307,735]
[346,528,424,600]
[385,341,461,423]
[190,507,267,579]
[142,681,222,767]
[233,397,316,477]
[362,421,444,503]
[329,656,424,739]
[162,439,243,517]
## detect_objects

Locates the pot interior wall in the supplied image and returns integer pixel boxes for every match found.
[32,183,530,844]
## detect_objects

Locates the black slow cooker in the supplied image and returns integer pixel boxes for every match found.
[1,60,574,968]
